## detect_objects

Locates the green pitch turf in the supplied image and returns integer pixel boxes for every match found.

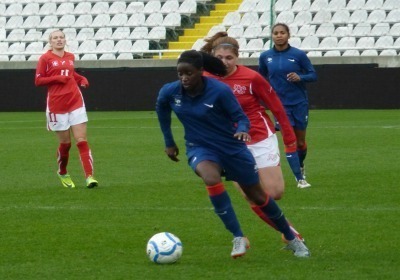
[0,110,398,280]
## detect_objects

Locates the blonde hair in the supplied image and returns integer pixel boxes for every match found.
[201,31,239,57]
[47,29,66,50]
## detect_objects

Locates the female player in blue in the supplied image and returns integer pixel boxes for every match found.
[259,23,317,188]
[156,50,310,258]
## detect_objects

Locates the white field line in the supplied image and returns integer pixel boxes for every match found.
[0,205,398,212]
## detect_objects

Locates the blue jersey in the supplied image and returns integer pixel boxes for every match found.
[259,46,317,106]
[156,77,250,156]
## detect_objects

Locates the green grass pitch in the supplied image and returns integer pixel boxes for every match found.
[0,110,399,279]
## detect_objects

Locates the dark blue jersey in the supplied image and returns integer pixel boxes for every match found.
[259,45,317,106]
[156,77,250,155]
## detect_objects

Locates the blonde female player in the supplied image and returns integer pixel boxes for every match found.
[201,32,305,241]
[35,30,98,189]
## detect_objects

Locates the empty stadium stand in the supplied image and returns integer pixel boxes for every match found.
[0,0,399,61]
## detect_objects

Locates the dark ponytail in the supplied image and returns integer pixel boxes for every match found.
[178,50,227,77]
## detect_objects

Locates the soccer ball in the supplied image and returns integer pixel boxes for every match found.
[146,232,183,264]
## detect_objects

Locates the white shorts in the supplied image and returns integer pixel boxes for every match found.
[46,107,88,131]
[247,134,281,168]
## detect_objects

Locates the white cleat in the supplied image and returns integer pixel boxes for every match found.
[297,179,311,188]
[284,238,310,258]
[231,237,250,259]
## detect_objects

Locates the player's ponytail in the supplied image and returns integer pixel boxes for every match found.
[177,50,227,77]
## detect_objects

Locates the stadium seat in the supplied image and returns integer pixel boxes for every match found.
[349,10,368,24]
[66,40,79,52]
[0,4,5,16]
[0,42,8,53]
[242,24,262,39]
[334,26,352,37]
[356,37,375,49]
[240,12,259,27]
[108,2,127,15]
[39,15,58,29]
[63,28,77,41]
[342,50,360,56]
[40,29,53,41]
[56,15,76,28]
[382,0,400,10]
[307,51,323,57]
[8,42,25,53]
[5,16,24,29]
[4,3,23,17]
[143,0,162,14]
[275,0,292,12]
[223,12,241,27]
[99,53,116,60]
[6,29,25,42]
[375,35,394,49]
[312,10,332,24]
[109,14,128,27]
[310,0,329,12]
[0,17,6,29]
[324,50,341,56]
[293,11,313,26]
[147,26,167,40]
[370,23,390,36]
[143,13,163,27]
[379,49,397,56]
[192,38,206,50]
[55,2,74,16]
[27,55,41,61]
[22,16,41,29]
[112,27,131,40]
[327,0,346,11]
[94,27,112,40]
[126,2,145,14]
[292,0,311,12]
[389,22,400,36]
[76,28,95,41]
[361,49,378,56]
[275,10,295,24]
[301,35,319,49]
[338,36,356,48]
[77,40,97,53]
[244,38,263,51]
[363,0,383,11]
[113,39,132,53]
[316,23,335,37]
[73,15,93,28]
[24,29,42,42]
[385,9,400,24]
[207,25,226,37]
[21,3,40,16]
[126,13,146,27]
[162,13,181,28]
[366,10,387,24]
[80,54,98,60]
[129,26,149,40]
[161,0,180,14]
[227,24,244,38]
[238,1,257,13]
[289,37,302,48]
[131,39,150,57]
[258,11,272,27]
[352,23,372,37]
[256,0,272,13]
[117,53,134,60]
[25,41,44,54]
[259,26,272,39]
[74,2,92,15]
[38,2,57,16]
[346,0,366,11]
[96,39,114,53]
[178,0,197,16]
[92,14,111,28]
[318,36,338,50]
[91,2,109,15]
[331,10,350,24]
[296,24,316,38]
[10,55,26,62]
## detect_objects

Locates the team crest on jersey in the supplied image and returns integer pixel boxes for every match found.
[52,61,59,66]
[233,84,246,95]
[174,98,182,107]
[69,60,74,66]
[267,57,273,63]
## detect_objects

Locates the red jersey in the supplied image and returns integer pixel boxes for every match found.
[205,65,295,146]
[35,51,87,114]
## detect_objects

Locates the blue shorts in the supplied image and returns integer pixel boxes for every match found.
[275,101,309,131]
[186,146,259,187]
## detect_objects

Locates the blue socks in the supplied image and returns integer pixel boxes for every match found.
[286,151,303,181]
[207,183,243,237]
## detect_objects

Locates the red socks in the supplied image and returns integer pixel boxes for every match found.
[76,141,94,178]
[57,143,71,175]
